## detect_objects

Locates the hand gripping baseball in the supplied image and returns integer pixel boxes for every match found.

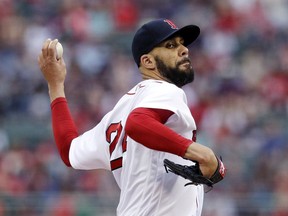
[164,156,226,190]
[38,38,67,101]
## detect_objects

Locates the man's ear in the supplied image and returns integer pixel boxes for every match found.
[140,54,156,69]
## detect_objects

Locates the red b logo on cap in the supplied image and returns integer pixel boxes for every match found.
[164,19,178,29]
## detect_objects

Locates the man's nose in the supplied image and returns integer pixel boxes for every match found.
[179,44,189,57]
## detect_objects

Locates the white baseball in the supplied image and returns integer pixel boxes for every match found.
[56,42,63,60]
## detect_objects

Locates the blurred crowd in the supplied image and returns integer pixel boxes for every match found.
[0,0,288,215]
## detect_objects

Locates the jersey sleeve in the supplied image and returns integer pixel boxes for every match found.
[50,97,78,167]
[69,115,111,170]
[50,97,110,170]
[135,81,196,134]
[125,107,192,157]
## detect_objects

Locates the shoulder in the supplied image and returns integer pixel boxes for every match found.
[131,80,188,110]
[138,80,185,95]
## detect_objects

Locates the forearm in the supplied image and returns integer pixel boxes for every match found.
[184,143,218,178]
[38,39,75,165]
[48,83,66,102]
[125,107,218,178]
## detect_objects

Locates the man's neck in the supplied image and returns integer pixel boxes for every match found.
[141,69,171,84]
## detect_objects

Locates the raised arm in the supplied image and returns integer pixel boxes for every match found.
[38,39,78,167]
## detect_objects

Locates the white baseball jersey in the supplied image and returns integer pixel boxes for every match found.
[69,79,204,216]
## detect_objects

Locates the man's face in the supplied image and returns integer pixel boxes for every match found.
[151,36,195,87]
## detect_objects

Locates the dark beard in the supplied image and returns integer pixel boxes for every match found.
[155,56,195,87]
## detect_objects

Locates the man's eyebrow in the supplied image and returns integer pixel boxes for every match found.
[157,37,184,47]
[157,38,176,47]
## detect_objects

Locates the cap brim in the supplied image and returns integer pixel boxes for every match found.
[163,25,200,47]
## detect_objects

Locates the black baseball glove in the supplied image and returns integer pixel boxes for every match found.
[164,156,226,190]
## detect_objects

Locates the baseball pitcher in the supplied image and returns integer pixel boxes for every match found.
[38,19,226,216]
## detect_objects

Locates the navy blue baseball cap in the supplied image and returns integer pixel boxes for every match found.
[132,19,200,66]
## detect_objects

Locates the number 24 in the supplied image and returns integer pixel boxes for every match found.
[106,122,127,170]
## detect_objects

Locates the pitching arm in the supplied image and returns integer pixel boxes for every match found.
[38,39,78,166]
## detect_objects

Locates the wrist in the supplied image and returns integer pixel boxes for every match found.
[48,83,65,102]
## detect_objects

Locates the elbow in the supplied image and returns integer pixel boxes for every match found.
[58,145,72,167]
[61,155,72,167]
[62,159,72,167]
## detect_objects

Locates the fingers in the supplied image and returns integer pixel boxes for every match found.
[41,38,51,58]
[41,38,58,59]
[38,38,64,76]
[48,39,59,57]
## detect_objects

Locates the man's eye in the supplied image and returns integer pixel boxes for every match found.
[166,43,176,48]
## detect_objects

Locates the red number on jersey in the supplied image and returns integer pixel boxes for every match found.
[106,122,127,171]
[192,130,197,142]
